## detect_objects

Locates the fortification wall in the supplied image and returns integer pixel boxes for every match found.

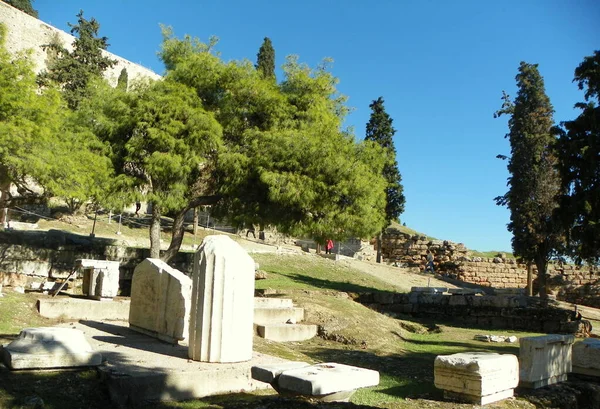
[382,228,600,308]
[0,1,161,85]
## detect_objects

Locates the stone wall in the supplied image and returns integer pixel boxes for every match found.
[0,1,161,85]
[0,229,194,295]
[356,290,589,335]
[382,228,600,308]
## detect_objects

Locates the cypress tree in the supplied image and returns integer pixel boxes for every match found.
[117,67,128,91]
[365,96,406,262]
[256,37,275,81]
[555,51,600,264]
[495,62,564,298]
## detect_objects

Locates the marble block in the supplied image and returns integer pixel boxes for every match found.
[277,362,380,402]
[572,338,600,377]
[129,259,192,343]
[78,259,120,300]
[434,352,519,405]
[519,334,574,388]
[1,327,102,369]
[189,235,255,363]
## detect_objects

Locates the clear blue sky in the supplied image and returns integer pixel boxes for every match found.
[35,0,599,252]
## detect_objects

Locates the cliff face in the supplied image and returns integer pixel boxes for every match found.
[0,1,161,85]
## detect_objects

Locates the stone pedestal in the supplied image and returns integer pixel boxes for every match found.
[572,338,600,377]
[189,235,255,363]
[519,334,574,388]
[434,352,519,405]
[77,259,120,300]
[1,327,102,369]
[129,259,192,344]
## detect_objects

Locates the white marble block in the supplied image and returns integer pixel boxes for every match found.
[189,235,255,363]
[572,338,600,377]
[78,259,120,300]
[434,352,519,405]
[519,334,575,388]
[129,259,192,343]
[1,327,102,369]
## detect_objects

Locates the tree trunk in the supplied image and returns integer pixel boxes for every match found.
[161,207,188,263]
[149,203,162,259]
[535,256,548,300]
[527,262,533,296]
[193,207,199,236]
[375,232,382,263]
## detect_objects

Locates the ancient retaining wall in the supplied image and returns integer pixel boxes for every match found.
[382,228,600,308]
[356,291,589,335]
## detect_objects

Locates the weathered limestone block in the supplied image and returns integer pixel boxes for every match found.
[572,338,600,377]
[519,334,575,388]
[434,352,519,405]
[189,235,255,363]
[1,327,102,369]
[78,259,120,300]
[129,259,192,343]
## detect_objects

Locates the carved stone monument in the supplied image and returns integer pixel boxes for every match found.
[129,259,192,343]
[78,259,120,300]
[519,334,574,388]
[189,235,255,363]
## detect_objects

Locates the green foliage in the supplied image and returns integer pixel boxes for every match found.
[495,62,563,295]
[556,51,600,264]
[38,10,116,110]
[0,24,113,212]
[365,97,405,226]
[157,30,387,245]
[3,0,37,17]
[256,37,275,81]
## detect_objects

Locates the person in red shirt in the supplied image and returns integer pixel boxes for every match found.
[325,239,334,254]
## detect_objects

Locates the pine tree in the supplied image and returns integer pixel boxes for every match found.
[38,10,116,109]
[495,62,564,298]
[556,51,600,264]
[256,37,275,81]
[365,96,406,262]
[3,0,38,18]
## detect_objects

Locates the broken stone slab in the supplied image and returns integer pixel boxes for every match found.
[434,352,519,405]
[252,362,379,402]
[474,335,518,343]
[1,327,102,370]
[129,259,192,344]
[519,334,575,389]
[448,288,485,296]
[572,338,600,377]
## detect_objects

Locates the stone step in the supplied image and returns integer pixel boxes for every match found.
[254,297,293,308]
[254,307,305,325]
[256,323,318,342]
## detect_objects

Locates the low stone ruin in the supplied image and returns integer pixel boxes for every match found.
[572,338,600,377]
[434,352,519,405]
[78,259,120,300]
[519,334,575,388]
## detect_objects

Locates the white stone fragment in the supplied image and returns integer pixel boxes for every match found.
[129,259,192,343]
[78,259,120,300]
[13,286,25,294]
[188,235,255,363]
[519,334,575,388]
[434,352,519,405]
[251,362,310,384]
[1,327,102,369]
[572,338,600,377]
[277,362,380,397]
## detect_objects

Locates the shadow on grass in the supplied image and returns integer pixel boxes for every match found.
[284,273,391,294]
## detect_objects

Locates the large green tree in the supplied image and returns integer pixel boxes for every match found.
[495,62,564,298]
[256,37,275,81]
[555,51,600,264]
[0,23,112,223]
[38,10,116,110]
[3,0,38,18]
[365,97,405,262]
[145,30,386,261]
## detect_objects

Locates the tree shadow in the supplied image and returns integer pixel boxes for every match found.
[284,273,394,294]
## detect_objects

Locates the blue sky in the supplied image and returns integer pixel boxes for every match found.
[35,1,599,252]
